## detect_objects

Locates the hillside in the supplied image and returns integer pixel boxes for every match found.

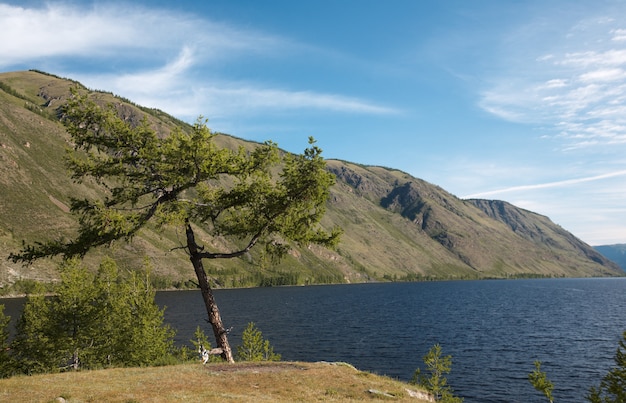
[594,244,626,272]
[0,70,621,290]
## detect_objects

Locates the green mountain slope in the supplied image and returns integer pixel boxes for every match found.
[0,70,621,290]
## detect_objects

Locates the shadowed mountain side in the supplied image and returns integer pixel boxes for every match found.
[594,244,626,272]
[0,70,621,290]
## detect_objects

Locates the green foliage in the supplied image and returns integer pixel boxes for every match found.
[191,326,212,352]
[0,80,29,100]
[10,89,340,266]
[5,84,341,364]
[10,282,57,374]
[7,87,341,363]
[8,258,174,374]
[0,279,52,297]
[102,258,176,366]
[236,322,281,362]
[528,361,554,403]
[587,331,626,403]
[190,326,220,364]
[29,69,85,87]
[411,344,462,402]
[0,305,15,378]
[24,102,57,121]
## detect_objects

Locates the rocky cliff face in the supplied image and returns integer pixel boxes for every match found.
[469,199,615,267]
[0,70,622,289]
[328,162,621,277]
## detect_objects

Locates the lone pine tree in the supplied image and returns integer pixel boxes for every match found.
[10,89,341,363]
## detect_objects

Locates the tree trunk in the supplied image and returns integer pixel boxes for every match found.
[186,223,235,363]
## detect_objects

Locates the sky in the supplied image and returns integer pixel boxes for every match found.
[1,0,626,246]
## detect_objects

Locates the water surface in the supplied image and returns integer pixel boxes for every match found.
[4,278,625,402]
[156,278,626,402]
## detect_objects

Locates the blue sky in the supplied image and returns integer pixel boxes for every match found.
[1,0,626,246]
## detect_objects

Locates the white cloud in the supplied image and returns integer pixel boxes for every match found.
[72,46,398,120]
[579,68,626,82]
[107,46,196,93]
[108,78,399,120]
[541,79,568,89]
[478,12,626,152]
[196,86,399,116]
[0,3,160,65]
[611,28,626,41]
[462,169,626,199]
[0,2,285,68]
[559,49,626,68]
[2,2,398,120]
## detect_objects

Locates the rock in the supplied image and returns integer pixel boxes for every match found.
[406,388,435,401]
[367,388,394,398]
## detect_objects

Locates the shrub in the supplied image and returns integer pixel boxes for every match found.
[9,258,175,374]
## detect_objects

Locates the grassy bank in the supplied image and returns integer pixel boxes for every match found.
[0,361,433,402]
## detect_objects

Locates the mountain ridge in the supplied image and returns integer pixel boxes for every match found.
[0,70,621,290]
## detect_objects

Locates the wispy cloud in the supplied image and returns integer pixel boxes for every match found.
[192,86,399,117]
[1,3,397,119]
[0,3,283,66]
[75,47,399,120]
[0,3,175,64]
[100,46,197,94]
[462,169,626,199]
[479,11,626,151]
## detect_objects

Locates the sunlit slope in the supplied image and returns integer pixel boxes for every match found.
[0,70,621,289]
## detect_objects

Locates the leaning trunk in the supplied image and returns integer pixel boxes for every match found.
[186,223,235,363]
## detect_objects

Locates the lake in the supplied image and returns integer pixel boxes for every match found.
[3,278,626,402]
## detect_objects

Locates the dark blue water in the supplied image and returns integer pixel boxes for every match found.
[156,278,626,402]
[3,278,626,402]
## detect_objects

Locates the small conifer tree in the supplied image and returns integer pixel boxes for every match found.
[11,283,57,374]
[411,344,463,402]
[191,326,219,364]
[587,330,626,403]
[9,258,174,373]
[236,322,280,362]
[528,361,554,403]
[0,305,14,378]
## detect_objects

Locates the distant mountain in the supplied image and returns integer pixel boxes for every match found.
[594,244,626,272]
[0,70,622,290]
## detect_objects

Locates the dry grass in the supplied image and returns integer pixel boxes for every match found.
[0,361,433,402]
